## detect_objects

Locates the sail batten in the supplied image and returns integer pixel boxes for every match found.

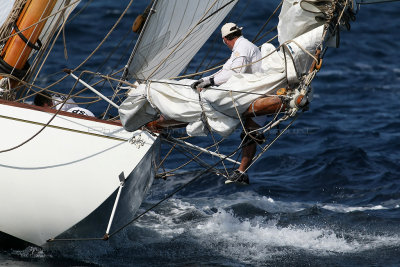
[127,0,238,81]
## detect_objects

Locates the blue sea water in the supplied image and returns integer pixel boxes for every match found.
[1,0,400,266]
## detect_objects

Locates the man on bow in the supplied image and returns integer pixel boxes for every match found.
[191,22,266,185]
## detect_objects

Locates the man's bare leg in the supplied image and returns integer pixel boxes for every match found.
[238,118,260,172]
[226,118,261,184]
[238,142,256,173]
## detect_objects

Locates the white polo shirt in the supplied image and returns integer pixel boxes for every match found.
[209,36,266,126]
[212,36,262,85]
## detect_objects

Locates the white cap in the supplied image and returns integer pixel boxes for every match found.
[221,22,243,38]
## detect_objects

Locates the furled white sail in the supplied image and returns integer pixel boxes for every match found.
[0,0,16,28]
[127,0,238,81]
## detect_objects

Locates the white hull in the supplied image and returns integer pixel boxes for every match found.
[0,101,159,247]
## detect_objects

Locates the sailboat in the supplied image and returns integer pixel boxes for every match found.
[0,0,239,248]
[0,0,387,249]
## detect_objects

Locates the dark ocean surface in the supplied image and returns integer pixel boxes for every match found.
[1,0,400,266]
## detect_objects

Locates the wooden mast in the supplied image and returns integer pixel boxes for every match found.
[0,0,57,84]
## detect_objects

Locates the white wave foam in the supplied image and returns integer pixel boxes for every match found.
[11,246,49,259]
[200,191,306,213]
[194,210,356,254]
[136,197,400,263]
[191,209,400,261]
[135,199,198,239]
[322,204,389,213]
[132,188,400,266]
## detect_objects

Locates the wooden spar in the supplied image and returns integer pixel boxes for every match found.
[0,0,57,79]
[145,95,285,131]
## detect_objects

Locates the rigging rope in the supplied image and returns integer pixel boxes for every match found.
[5,0,136,104]
[144,0,223,80]
[47,111,301,243]
[0,78,78,153]
[159,136,229,178]
[40,0,356,244]
[189,0,251,77]
[0,3,137,150]
[251,0,283,43]
[243,114,301,174]
[24,0,76,99]
[47,144,241,243]
[151,0,355,182]
[0,0,81,45]
[0,0,27,47]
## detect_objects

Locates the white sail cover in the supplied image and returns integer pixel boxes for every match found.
[0,0,16,27]
[119,0,325,136]
[127,0,238,81]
